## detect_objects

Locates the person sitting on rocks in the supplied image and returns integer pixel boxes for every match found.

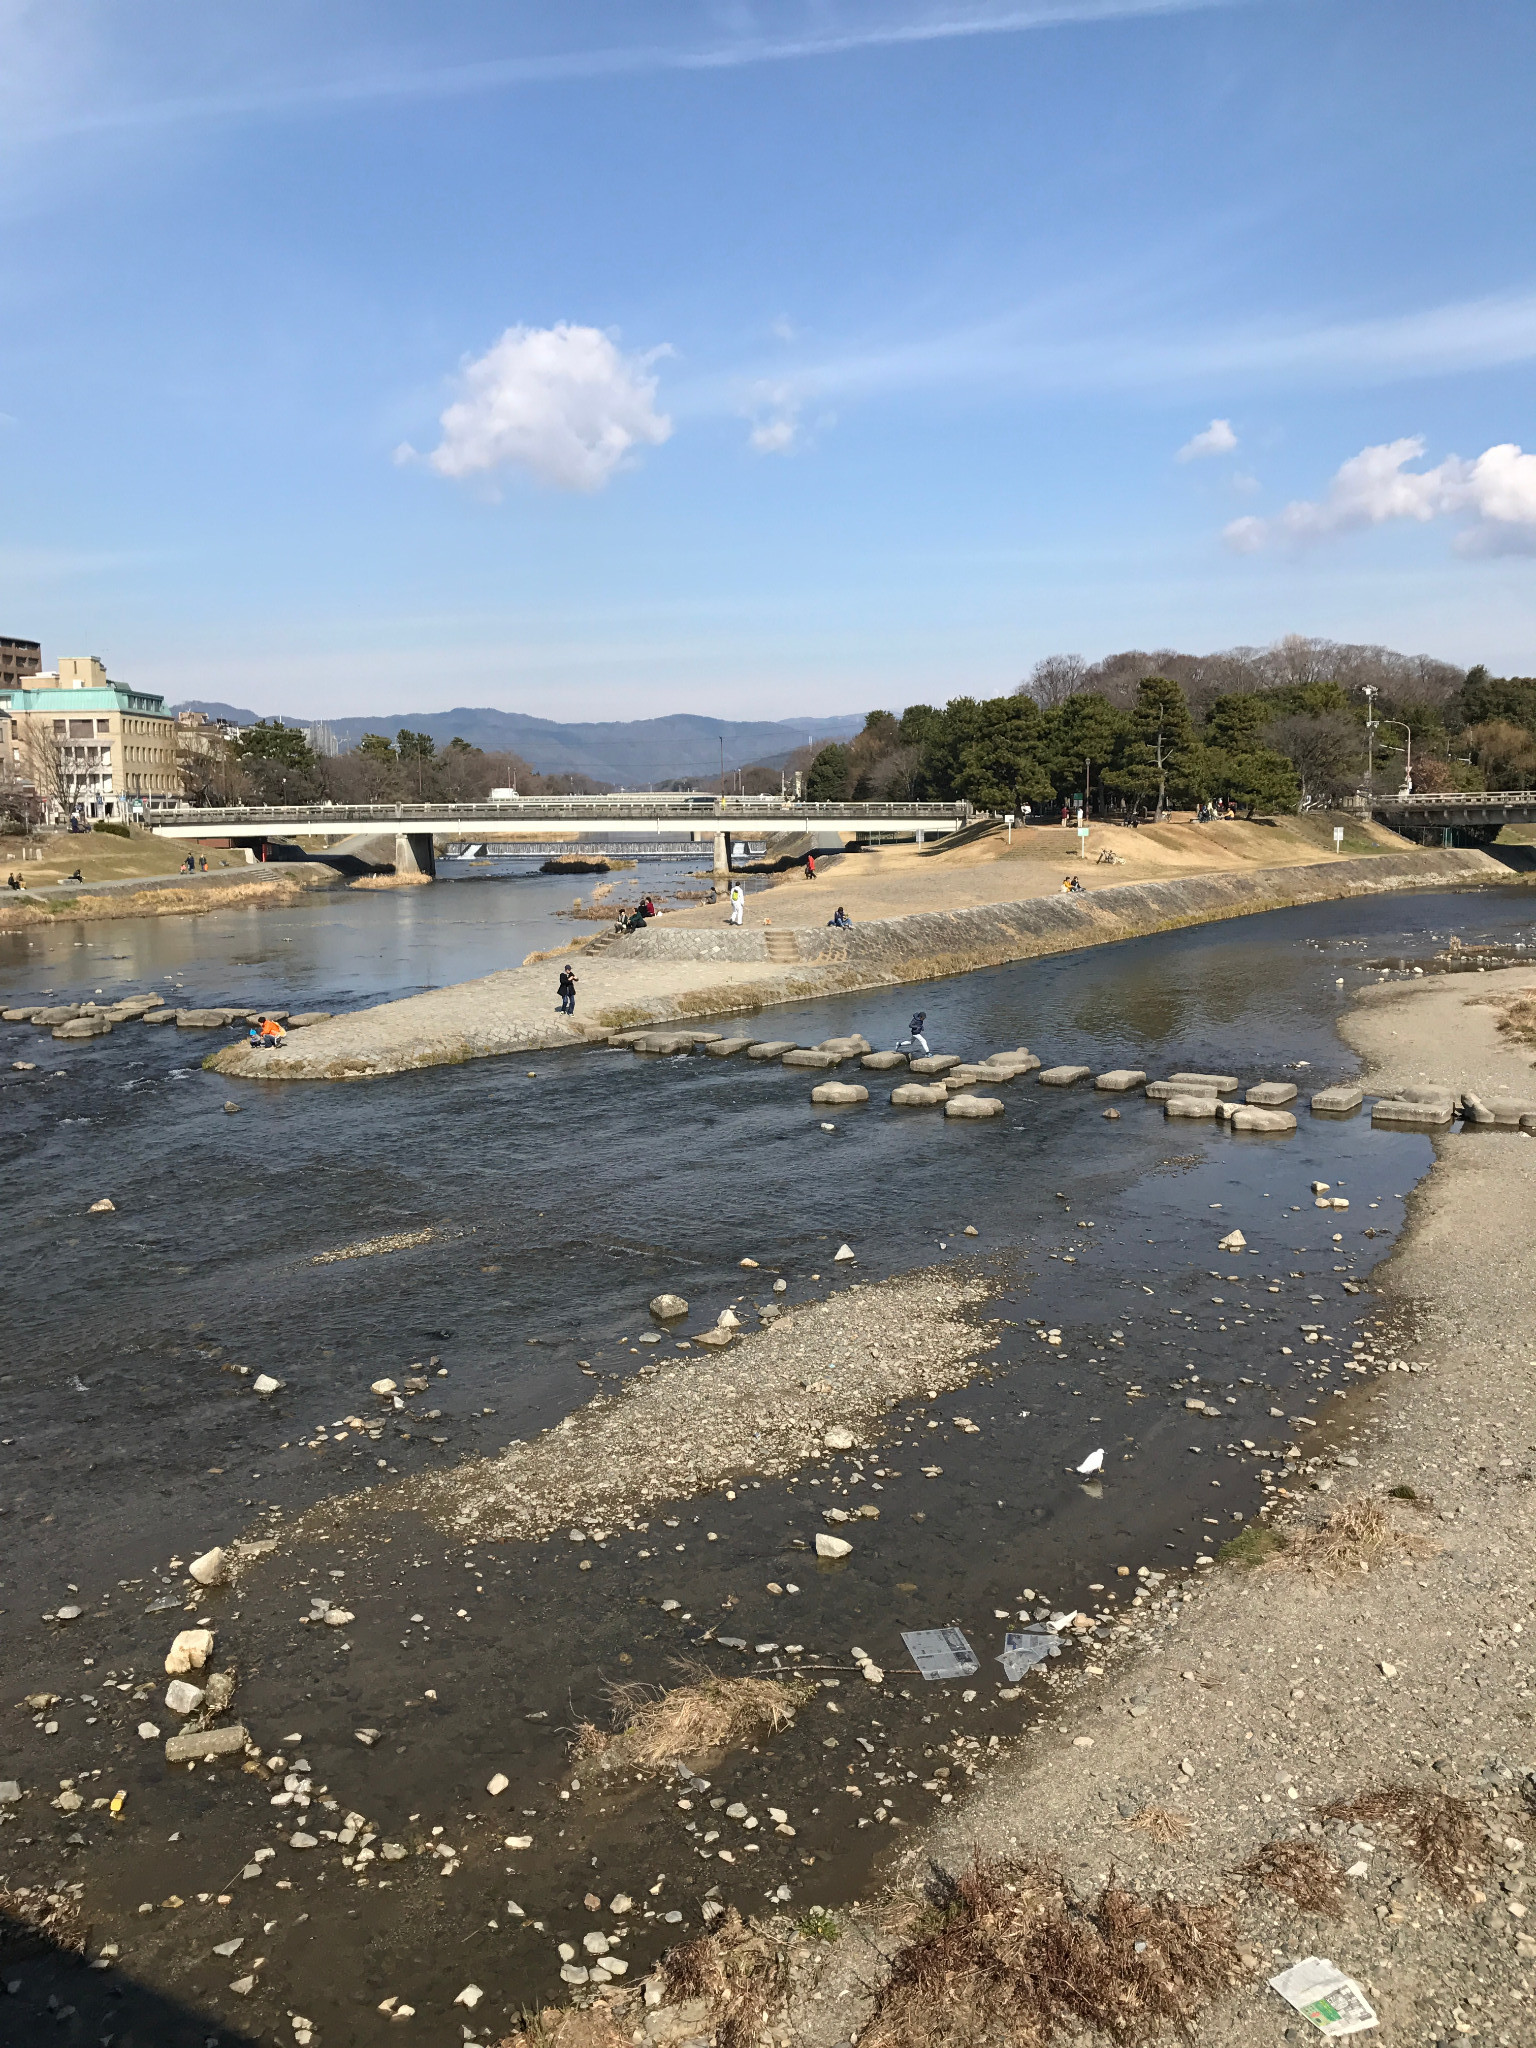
[828,905,852,928]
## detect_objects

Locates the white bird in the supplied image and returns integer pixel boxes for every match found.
[1076,1447,1105,1475]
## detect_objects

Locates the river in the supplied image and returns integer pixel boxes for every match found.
[1,875,1531,2044]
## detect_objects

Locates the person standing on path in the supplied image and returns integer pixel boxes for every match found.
[804,852,816,880]
[728,883,745,925]
[557,965,578,1015]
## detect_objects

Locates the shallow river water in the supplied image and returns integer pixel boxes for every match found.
[1,875,1533,2045]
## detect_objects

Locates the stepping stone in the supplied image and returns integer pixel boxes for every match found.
[982,1054,1041,1075]
[605,1029,651,1046]
[982,1046,1033,1065]
[1245,1081,1298,1107]
[1482,1095,1536,1126]
[782,1049,842,1068]
[1094,1069,1147,1092]
[702,1038,753,1057]
[1145,1079,1216,1102]
[1036,1065,1091,1086]
[861,1050,907,1071]
[176,1009,235,1028]
[745,1041,798,1060]
[811,1082,868,1105]
[891,1083,948,1107]
[816,1035,871,1055]
[908,1054,961,1075]
[52,1017,112,1039]
[943,1065,995,1086]
[1372,1097,1454,1126]
[1230,1106,1297,1133]
[630,1033,696,1055]
[1164,1094,1220,1118]
[1309,1084,1365,1114]
[1168,1071,1239,1093]
[945,1094,1004,1119]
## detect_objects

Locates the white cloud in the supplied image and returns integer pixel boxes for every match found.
[1177,416,1237,460]
[406,324,672,492]
[745,383,804,455]
[1225,437,1536,556]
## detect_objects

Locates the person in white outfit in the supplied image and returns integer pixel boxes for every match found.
[728,883,745,925]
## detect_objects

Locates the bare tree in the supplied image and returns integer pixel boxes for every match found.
[1020,654,1088,708]
[23,723,72,817]
[1267,712,1365,807]
[176,727,251,805]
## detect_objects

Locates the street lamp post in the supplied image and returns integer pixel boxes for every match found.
[1362,686,1378,797]
[1378,719,1414,791]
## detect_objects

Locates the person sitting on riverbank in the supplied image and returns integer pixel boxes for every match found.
[1061,874,1084,893]
[5,873,19,891]
[828,904,852,928]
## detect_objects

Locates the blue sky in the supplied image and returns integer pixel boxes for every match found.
[1,0,1533,718]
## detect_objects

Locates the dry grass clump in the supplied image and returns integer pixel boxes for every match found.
[493,2008,632,2048]
[0,1886,91,1963]
[860,1856,1240,2048]
[1489,985,1536,1050]
[1287,1495,1434,1577]
[1123,1807,1192,1846]
[1317,1785,1485,1898]
[660,1907,784,2048]
[572,1664,814,1773]
[1238,1840,1346,1916]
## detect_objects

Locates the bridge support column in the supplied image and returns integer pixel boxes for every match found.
[394,832,437,879]
[713,831,731,879]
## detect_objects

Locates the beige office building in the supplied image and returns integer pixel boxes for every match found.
[0,655,183,817]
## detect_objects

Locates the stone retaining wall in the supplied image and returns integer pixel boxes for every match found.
[613,848,1512,976]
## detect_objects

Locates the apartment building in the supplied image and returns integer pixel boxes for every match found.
[0,655,183,817]
[0,636,41,689]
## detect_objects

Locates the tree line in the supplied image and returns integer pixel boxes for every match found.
[796,636,1536,817]
[180,725,608,807]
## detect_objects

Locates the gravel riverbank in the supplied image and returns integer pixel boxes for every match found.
[402,1268,999,1543]
[705,964,1536,2048]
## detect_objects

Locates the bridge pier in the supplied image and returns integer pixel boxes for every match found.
[394,832,437,879]
[713,831,731,879]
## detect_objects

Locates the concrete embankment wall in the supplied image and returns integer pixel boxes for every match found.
[614,848,1514,976]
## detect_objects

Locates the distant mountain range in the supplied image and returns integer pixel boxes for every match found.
[172,703,864,784]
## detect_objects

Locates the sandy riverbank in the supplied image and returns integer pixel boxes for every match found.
[206,846,1512,1083]
[601,964,1536,2048]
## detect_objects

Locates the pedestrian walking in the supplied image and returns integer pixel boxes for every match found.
[728,883,745,925]
[557,965,578,1015]
[804,852,816,880]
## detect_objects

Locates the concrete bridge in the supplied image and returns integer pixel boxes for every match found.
[1366,790,1536,846]
[150,795,973,878]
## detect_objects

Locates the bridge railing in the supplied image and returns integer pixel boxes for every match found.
[152,797,973,828]
[1371,790,1536,809]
